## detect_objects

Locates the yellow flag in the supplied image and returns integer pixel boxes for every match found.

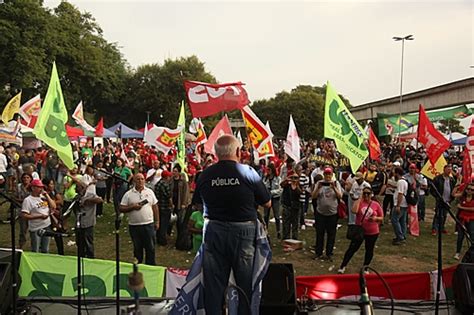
[421,155,447,180]
[2,91,21,125]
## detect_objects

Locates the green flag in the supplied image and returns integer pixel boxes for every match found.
[176,101,186,170]
[324,82,368,173]
[33,62,74,169]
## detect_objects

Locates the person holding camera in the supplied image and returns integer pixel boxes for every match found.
[20,179,56,253]
[281,173,302,240]
[338,186,383,273]
[312,167,342,261]
[120,173,159,265]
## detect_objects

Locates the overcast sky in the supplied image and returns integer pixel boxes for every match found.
[44,0,473,107]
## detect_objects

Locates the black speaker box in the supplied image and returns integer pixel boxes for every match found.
[0,261,12,314]
[260,263,297,315]
[453,263,474,314]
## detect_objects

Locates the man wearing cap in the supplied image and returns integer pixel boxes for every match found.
[192,135,271,315]
[20,179,56,253]
[154,170,172,246]
[312,167,342,260]
[146,160,162,190]
[347,172,371,225]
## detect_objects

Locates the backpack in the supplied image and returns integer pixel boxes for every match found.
[404,179,419,206]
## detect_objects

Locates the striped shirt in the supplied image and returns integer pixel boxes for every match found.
[299,174,310,203]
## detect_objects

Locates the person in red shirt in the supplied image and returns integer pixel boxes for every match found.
[454,183,474,260]
[338,186,384,274]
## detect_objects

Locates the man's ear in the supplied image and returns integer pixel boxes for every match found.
[236,147,241,158]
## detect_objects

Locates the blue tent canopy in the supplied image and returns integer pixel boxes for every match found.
[106,122,143,139]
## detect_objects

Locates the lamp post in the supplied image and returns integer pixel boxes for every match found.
[393,34,414,138]
[146,111,151,124]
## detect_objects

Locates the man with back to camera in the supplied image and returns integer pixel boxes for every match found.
[192,135,271,315]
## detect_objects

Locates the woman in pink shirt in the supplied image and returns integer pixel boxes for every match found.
[338,186,384,274]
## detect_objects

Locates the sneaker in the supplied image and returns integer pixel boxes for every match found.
[337,267,346,274]
[454,253,460,260]
[325,255,333,262]
[313,254,323,260]
[392,239,403,245]
[431,229,437,236]
[301,225,306,230]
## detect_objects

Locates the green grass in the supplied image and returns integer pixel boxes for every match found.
[0,196,467,277]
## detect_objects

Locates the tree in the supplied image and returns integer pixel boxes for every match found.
[0,0,128,124]
[118,56,216,128]
[251,84,353,140]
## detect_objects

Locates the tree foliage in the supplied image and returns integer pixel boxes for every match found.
[251,85,352,140]
[0,0,128,123]
[119,56,216,128]
[438,118,465,134]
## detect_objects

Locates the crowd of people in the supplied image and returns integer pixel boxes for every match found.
[0,135,472,274]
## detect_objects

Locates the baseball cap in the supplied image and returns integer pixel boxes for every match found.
[161,170,172,178]
[409,163,417,169]
[31,179,44,187]
[323,167,333,174]
[393,161,401,167]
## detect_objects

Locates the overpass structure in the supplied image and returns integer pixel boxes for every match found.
[351,77,474,122]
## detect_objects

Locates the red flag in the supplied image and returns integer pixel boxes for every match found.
[95,117,104,137]
[204,115,233,155]
[417,104,451,164]
[184,81,250,118]
[463,117,474,184]
[368,126,381,161]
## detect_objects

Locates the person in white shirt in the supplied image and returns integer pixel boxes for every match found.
[20,179,56,253]
[120,173,159,265]
[0,146,8,182]
[146,160,163,189]
[392,167,408,245]
[347,172,371,225]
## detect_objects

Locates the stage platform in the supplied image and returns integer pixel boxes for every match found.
[16,297,460,314]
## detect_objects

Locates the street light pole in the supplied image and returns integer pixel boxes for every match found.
[393,34,414,139]
[146,111,151,124]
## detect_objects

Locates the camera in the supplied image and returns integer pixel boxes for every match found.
[321,182,331,186]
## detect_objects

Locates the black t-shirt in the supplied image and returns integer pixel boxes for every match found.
[193,160,271,222]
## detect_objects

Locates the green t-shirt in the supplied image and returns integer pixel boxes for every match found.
[114,166,132,181]
[81,147,93,157]
[190,210,204,252]
[63,175,82,201]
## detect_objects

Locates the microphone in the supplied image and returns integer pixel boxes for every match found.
[37,229,70,238]
[359,266,374,315]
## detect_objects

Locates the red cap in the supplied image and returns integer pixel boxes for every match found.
[409,163,417,169]
[31,179,44,187]
[161,170,172,178]
[323,167,333,174]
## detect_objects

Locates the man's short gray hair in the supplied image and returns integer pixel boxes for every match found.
[214,135,240,159]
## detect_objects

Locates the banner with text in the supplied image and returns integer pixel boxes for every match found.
[18,252,166,298]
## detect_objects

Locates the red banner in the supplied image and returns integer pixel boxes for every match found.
[417,104,451,164]
[184,81,249,118]
[296,271,431,300]
[95,117,104,137]
[368,126,381,161]
[204,115,233,155]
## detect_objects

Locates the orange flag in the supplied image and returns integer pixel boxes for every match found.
[368,126,381,161]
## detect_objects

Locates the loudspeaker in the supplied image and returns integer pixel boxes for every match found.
[260,263,297,315]
[453,263,474,314]
[0,261,12,314]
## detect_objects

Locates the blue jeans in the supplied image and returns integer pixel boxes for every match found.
[417,195,426,221]
[203,220,256,315]
[456,221,474,253]
[391,207,407,241]
[348,198,356,225]
[30,230,51,253]
[128,223,156,265]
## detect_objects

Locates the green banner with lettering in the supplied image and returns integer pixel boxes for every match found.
[18,252,166,297]
[377,104,471,136]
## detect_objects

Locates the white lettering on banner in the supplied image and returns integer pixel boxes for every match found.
[188,85,241,103]
[211,177,241,187]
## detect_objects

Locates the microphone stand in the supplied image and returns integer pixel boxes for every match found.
[83,162,129,315]
[74,192,85,315]
[359,266,374,315]
[428,180,473,315]
[0,190,22,315]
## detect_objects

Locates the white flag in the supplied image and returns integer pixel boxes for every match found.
[72,101,95,132]
[19,94,41,124]
[236,130,243,147]
[284,115,300,163]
